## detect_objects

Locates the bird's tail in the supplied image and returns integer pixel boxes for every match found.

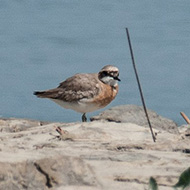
[33,89,60,99]
[33,91,48,98]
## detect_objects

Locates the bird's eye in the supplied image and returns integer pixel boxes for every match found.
[102,71,108,76]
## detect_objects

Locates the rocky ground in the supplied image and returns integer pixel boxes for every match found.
[0,105,190,190]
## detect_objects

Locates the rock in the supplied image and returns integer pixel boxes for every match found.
[0,118,49,133]
[178,124,190,138]
[0,116,190,190]
[91,105,179,134]
[0,157,97,190]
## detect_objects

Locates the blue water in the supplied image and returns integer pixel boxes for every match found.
[0,1,190,125]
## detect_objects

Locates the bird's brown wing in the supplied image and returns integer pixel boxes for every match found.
[34,73,101,102]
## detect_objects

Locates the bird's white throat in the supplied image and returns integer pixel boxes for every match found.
[100,76,118,87]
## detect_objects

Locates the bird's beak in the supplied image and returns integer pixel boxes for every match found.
[114,76,121,81]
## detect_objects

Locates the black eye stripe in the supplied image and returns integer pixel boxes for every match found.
[102,71,108,75]
[101,70,118,77]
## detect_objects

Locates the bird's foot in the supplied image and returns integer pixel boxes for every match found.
[82,113,87,122]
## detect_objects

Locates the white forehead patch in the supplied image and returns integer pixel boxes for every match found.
[100,65,119,73]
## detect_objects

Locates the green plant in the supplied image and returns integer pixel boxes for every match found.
[147,167,190,190]
[148,177,158,190]
[173,167,190,189]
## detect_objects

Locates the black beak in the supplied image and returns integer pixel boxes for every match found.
[114,76,121,81]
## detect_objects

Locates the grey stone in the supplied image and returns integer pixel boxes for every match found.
[0,115,190,190]
[0,118,49,133]
[0,157,98,190]
[91,105,179,134]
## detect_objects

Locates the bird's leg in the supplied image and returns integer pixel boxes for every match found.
[82,113,87,122]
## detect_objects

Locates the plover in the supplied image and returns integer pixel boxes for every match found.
[34,65,120,122]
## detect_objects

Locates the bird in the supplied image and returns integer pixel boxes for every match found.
[34,65,120,122]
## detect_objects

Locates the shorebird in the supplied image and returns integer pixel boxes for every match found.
[34,65,120,122]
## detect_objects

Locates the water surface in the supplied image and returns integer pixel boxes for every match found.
[0,1,190,125]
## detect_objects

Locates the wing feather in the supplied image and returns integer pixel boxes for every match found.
[35,73,101,102]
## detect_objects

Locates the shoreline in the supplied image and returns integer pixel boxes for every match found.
[0,105,190,190]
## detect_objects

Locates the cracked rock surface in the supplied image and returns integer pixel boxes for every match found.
[0,115,190,190]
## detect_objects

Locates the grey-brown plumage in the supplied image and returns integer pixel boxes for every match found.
[34,73,100,102]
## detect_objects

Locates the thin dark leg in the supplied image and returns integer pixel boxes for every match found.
[82,113,87,122]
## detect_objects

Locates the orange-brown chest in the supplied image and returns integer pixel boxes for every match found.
[92,83,118,108]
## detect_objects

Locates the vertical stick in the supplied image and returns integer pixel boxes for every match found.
[125,28,156,142]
